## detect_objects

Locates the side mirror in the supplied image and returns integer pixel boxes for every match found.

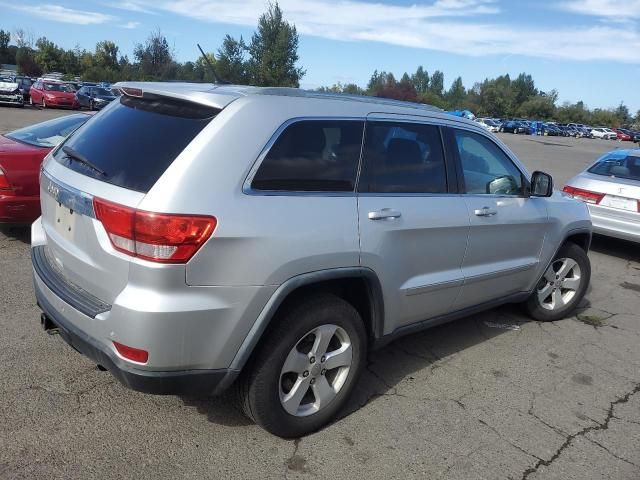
[530,171,553,197]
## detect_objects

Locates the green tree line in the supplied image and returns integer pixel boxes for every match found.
[320,69,639,128]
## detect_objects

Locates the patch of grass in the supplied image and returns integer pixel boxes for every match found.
[576,313,605,328]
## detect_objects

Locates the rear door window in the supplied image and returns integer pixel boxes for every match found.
[357,121,447,194]
[589,155,640,181]
[55,95,219,192]
[251,120,364,192]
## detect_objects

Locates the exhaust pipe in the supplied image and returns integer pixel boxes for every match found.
[40,313,59,335]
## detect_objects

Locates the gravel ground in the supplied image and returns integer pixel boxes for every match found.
[1,107,639,480]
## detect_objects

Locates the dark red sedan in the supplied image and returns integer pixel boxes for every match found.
[613,128,632,141]
[29,79,79,109]
[0,113,92,224]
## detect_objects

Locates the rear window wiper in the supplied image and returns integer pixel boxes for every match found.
[62,146,107,176]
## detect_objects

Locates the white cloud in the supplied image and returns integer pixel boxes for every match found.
[2,3,116,25]
[109,1,158,15]
[558,0,640,19]
[140,0,640,63]
[120,21,141,29]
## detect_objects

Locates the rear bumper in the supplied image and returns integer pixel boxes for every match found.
[589,206,640,243]
[0,193,40,223]
[34,276,238,395]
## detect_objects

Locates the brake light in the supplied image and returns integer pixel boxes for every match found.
[113,341,148,363]
[562,186,604,204]
[93,197,216,263]
[0,167,12,190]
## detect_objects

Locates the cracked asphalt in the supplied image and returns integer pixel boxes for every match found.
[1,109,639,479]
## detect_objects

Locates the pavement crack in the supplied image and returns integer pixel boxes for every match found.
[585,436,640,469]
[520,383,640,479]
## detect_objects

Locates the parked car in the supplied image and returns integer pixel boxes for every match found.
[612,128,632,141]
[0,75,24,107]
[542,123,563,136]
[476,118,500,133]
[564,149,640,242]
[32,83,592,437]
[15,76,33,102]
[75,86,117,110]
[0,113,92,223]
[635,133,640,143]
[590,127,617,140]
[29,79,79,109]
[500,120,526,134]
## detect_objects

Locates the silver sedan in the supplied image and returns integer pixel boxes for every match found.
[564,149,640,242]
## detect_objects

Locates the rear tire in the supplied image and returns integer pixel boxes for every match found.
[238,293,367,438]
[525,242,590,322]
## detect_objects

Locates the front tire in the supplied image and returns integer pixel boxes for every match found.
[525,242,590,322]
[238,293,367,438]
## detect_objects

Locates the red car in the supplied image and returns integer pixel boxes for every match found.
[29,79,79,109]
[613,128,632,141]
[0,113,92,224]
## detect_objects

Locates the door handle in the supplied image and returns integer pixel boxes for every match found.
[368,208,402,220]
[474,207,497,217]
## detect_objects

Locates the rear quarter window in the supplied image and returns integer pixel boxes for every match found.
[55,95,219,192]
[251,120,364,192]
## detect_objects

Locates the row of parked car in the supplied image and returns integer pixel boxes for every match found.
[0,73,118,111]
[476,117,640,142]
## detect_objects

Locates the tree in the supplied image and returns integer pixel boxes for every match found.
[95,41,119,70]
[34,37,62,73]
[374,77,417,102]
[429,70,444,97]
[216,35,249,84]
[16,47,40,76]
[247,2,305,87]
[410,66,429,94]
[517,95,556,119]
[367,70,396,95]
[446,76,466,109]
[0,30,9,64]
[512,73,537,106]
[134,29,175,79]
[615,102,631,125]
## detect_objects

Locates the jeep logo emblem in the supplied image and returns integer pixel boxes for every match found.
[47,181,60,200]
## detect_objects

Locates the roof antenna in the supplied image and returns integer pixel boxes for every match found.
[197,44,229,85]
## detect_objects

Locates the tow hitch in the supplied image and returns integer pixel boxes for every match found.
[40,313,59,335]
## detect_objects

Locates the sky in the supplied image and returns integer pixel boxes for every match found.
[2,0,640,112]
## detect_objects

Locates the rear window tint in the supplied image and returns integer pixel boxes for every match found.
[588,155,640,181]
[55,95,218,192]
[251,120,364,192]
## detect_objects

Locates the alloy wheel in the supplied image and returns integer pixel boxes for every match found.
[279,324,352,417]
[537,258,581,311]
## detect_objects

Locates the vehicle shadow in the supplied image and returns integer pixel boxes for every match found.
[589,234,639,262]
[180,304,523,430]
[0,225,31,244]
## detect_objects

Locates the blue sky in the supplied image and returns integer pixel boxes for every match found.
[3,0,640,112]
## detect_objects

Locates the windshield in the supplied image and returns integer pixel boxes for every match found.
[6,113,90,148]
[588,154,640,182]
[44,83,73,93]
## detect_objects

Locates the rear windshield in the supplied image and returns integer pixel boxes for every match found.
[55,95,219,192]
[588,155,640,181]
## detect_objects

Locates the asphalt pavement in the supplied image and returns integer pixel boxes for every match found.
[1,108,639,479]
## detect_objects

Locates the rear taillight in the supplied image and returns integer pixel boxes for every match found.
[113,341,148,363]
[0,167,12,190]
[562,186,604,204]
[93,197,216,263]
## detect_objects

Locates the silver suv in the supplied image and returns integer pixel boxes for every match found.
[32,83,592,437]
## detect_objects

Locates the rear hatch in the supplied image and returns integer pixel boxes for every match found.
[39,92,221,305]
